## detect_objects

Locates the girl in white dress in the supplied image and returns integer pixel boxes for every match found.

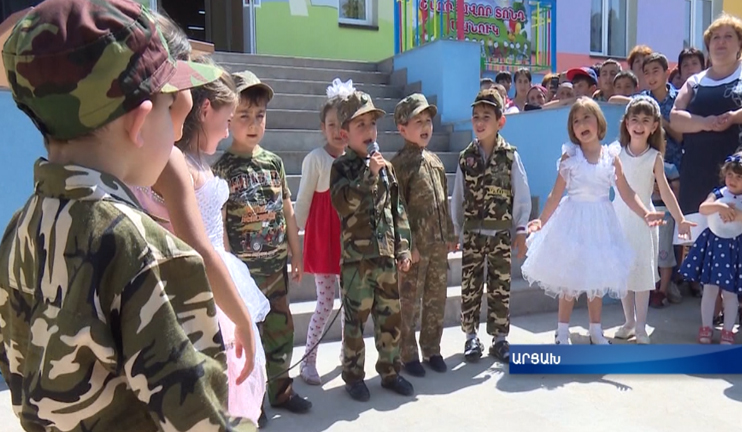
[612,96,694,344]
[176,57,270,424]
[522,98,665,345]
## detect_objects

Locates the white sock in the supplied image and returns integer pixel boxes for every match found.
[621,291,636,328]
[557,322,569,336]
[701,284,720,328]
[634,291,651,335]
[721,290,740,332]
[589,323,603,337]
[466,332,477,341]
[494,334,507,343]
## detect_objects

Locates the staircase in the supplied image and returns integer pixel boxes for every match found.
[210,53,554,346]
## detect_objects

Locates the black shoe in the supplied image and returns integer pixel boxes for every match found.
[489,339,510,362]
[381,375,414,396]
[258,408,268,428]
[464,337,483,362]
[345,380,371,402]
[425,355,448,373]
[272,392,312,413]
[403,360,426,377]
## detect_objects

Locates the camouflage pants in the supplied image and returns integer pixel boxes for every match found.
[399,243,448,363]
[460,230,511,336]
[341,257,403,384]
[251,265,294,406]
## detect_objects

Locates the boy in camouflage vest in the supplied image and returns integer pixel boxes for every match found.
[0,1,256,431]
[330,90,414,401]
[213,71,311,417]
[451,89,531,362]
[391,94,457,377]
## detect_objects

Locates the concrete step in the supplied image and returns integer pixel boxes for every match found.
[217,130,455,153]
[276,151,461,175]
[267,109,402,131]
[286,172,456,199]
[219,63,389,85]
[289,279,561,346]
[270,93,400,113]
[210,52,379,72]
[259,79,402,98]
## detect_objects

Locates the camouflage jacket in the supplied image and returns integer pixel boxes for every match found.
[213,147,290,277]
[458,136,515,232]
[0,160,255,432]
[391,141,456,249]
[330,149,412,263]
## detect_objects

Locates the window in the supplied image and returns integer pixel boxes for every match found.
[339,0,372,26]
[590,0,629,57]
[684,0,713,49]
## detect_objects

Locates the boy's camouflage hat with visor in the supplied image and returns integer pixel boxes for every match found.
[471,88,504,111]
[233,70,274,101]
[336,90,386,126]
[1,0,223,141]
[394,93,437,125]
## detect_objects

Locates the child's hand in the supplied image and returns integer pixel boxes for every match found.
[291,254,303,282]
[397,257,411,272]
[233,325,256,385]
[411,248,421,264]
[369,152,386,176]
[527,219,542,233]
[513,233,527,259]
[677,218,697,240]
[447,242,459,252]
[644,211,666,226]
[719,203,737,223]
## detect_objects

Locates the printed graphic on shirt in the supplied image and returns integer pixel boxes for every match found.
[214,149,290,276]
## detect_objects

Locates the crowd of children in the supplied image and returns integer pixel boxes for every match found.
[4,1,742,430]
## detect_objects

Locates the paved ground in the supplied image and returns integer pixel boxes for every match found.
[2,299,741,432]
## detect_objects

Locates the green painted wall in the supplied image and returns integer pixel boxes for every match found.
[255,1,394,61]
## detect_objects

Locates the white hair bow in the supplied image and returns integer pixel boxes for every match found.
[326,78,355,99]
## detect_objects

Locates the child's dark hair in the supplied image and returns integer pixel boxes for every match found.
[567,97,607,145]
[495,71,512,84]
[177,56,237,154]
[320,96,343,123]
[678,47,706,75]
[240,86,271,108]
[572,75,596,88]
[619,96,665,155]
[513,68,532,84]
[154,11,191,61]
[601,59,622,71]
[720,152,742,182]
[643,53,669,72]
[614,70,638,87]
[480,77,495,90]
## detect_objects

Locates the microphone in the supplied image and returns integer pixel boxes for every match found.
[366,141,389,187]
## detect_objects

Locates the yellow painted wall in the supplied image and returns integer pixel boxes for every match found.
[723,0,742,17]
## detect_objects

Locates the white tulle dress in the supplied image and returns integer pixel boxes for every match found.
[521,142,633,300]
[195,174,271,424]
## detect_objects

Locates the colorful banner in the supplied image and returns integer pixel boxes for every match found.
[509,345,742,374]
[395,0,556,72]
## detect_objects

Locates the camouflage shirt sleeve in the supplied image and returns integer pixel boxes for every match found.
[442,171,457,243]
[119,254,254,432]
[390,154,411,208]
[278,157,291,201]
[389,163,412,261]
[330,160,377,218]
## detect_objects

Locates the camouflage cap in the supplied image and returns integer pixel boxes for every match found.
[472,88,504,111]
[336,91,386,126]
[233,70,274,101]
[2,0,223,141]
[394,93,438,125]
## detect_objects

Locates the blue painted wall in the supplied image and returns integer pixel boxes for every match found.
[0,90,44,228]
[501,103,625,212]
[393,40,481,125]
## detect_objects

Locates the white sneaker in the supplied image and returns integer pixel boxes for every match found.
[635,332,651,345]
[300,363,321,386]
[614,325,635,340]
[667,283,683,304]
[590,332,612,345]
[554,331,571,345]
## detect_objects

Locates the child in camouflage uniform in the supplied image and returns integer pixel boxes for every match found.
[451,89,531,363]
[331,90,414,401]
[0,0,255,431]
[212,70,311,416]
[391,94,457,377]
